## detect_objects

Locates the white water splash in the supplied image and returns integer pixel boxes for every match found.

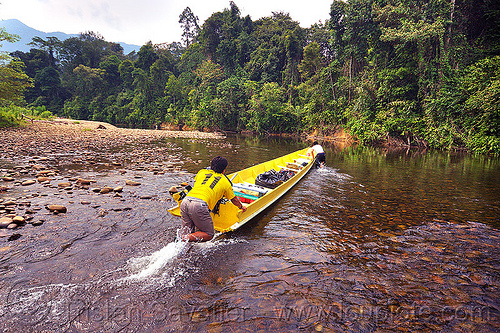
[124,240,189,281]
[318,166,353,180]
[121,232,247,284]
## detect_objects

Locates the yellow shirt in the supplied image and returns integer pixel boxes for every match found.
[186,169,235,210]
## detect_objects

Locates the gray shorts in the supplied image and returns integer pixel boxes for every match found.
[180,197,214,237]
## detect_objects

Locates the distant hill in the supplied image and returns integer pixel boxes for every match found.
[0,19,140,55]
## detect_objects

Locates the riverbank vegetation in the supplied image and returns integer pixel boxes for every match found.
[1,1,499,154]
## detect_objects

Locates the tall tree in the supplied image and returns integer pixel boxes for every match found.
[28,36,62,67]
[0,28,33,105]
[135,42,158,71]
[179,7,200,47]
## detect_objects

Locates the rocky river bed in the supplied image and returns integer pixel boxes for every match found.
[0,119,224,242]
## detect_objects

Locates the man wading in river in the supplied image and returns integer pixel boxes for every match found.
[307,141,326,168]
[180,156,247,242]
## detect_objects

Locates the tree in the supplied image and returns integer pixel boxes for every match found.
[247,82,298,133]
[28,36,62,67]
[245,12,303,83]
[329,0,346,61]
[0,60,34,105]
[0,27,19,62]
[135,42,158,71]
[99,55,122,86]
[299,42,323,81]
[164,74,182,104]
[0,28,33,105]
[72,64,105,97]
[195,59,225,90]
[179,7,200,47]
[34,66,63,109]
[119,60,135,89]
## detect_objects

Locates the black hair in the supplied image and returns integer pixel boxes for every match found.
[313,141,319,145]
[211,156,228,173]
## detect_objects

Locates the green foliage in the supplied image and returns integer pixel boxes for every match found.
[5,1,499,153]
[0,60,34,105]
[135,42,158,71]
[247,82,299,133]
[0,105,53,127]
[0,106,23,127]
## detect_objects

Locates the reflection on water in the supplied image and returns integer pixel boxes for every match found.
[0,137,499,332]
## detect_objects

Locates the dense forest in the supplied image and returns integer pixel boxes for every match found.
[1,0,499,154]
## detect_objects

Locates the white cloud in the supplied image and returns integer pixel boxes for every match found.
[0,0,332,45]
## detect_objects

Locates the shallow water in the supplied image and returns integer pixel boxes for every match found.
[0,136,499,332]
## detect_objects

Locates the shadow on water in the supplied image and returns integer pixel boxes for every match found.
[0,135,499,332]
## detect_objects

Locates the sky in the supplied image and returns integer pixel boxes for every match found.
[0,0,333,46]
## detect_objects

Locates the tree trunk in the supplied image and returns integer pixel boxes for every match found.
[445,0,456,56]
[329,67,336,100]
[348,56,353,103]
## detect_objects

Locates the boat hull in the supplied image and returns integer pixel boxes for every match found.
[168,148,314,233]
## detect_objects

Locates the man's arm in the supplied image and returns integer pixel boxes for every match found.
[230,196,247,212]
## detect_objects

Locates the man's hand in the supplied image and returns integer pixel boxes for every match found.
[231,196,247,212]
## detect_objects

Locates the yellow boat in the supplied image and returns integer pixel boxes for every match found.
[168,148,315,233]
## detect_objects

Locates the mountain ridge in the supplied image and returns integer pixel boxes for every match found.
[0,19,140,55]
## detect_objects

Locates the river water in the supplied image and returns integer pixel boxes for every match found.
[0,136,499,332]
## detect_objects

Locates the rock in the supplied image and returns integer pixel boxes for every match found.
[96,124,107,129]
[58,182,71,188]
[7,223,17,229]
[113,186,123,192]
[91,188,101,193]
[12,216,25,224]
[0,217,13,228]
[100,187,114,194]
[46,205,67,213]
[140,195,152,199]
[31,164,46,171]
[4,200,16,206]
[32,220,44,226]
[8,233,21,241]
[0,186,8,191]
[21,180,36,186]
[37,176,52,183]
[37,170,56,177]
[81,200,91,205]
[125,180,141,186]
[2,177,14,182]
[76,178,93,185]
